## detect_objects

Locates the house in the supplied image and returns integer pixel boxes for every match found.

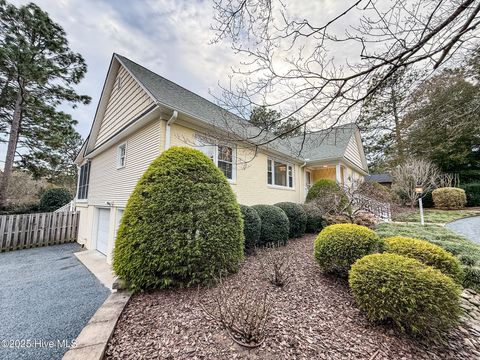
[74,54,369,263]
[365,173,393,188]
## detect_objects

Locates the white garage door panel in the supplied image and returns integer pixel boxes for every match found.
[96,208,110,255]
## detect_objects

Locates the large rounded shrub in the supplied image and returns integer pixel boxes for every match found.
[314,224,382,276]
[306,179,343,202]
[432,187,467,209]
[274,202,307,238]
[384,236,463,283]
[113,146,244,290]
[301,203,324,233]
[39,188,71,212]
[251,205,289,246]
[239,205,261,251]
[349,253,461,336]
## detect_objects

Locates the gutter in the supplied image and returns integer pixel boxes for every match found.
[164,110,178,150]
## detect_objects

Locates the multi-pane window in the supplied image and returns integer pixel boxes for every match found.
[196,135,235,181]
[77,161,91,199]
[117,143,126,168]
[267,158,294,188]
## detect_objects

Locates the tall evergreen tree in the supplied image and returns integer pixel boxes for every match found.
[249,106,302,138]
[0,1,90,206]
[357,69,420,171]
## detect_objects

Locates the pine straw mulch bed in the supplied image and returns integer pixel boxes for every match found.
[105,235,478,360]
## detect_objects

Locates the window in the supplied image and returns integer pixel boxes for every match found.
[77,161,91,200]
[117,143,126,168]
[196,135,236,181]
[267,158,294,188]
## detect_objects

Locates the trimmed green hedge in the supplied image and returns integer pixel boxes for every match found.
[252,205,289,246]
[113,146,244,291]
[384,236,463,283]
[239,205,261,251]
[301,203,324,233]
[314,224,382,276]
[432,187,466,210]
[349,253,461,337]
[463,183,480,207]
[274,202,307,238]
[39,188,71,212]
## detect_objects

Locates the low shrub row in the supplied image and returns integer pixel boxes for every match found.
[240,202,318,250]
[314,224,463,337]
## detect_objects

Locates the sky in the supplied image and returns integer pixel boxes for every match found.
[12,0,248,138]
[10,0,361,140]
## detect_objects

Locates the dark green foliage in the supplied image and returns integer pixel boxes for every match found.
[462,266,480,292]
[301,203,324,233]
[251,205,289,246]
[249,106,302,137]
[349,253,461,337]
[422,190,434,208]
[459,254,476,267]
[274,202,307,238]
[113,147,244,291]
[462,183,480,207]
[239,205,261,251]
[384,236,463,283]
[306,179,341,202]
[39,188,71,212]
[314,224,382,277]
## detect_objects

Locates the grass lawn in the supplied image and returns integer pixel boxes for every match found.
[376,222,480,264]
[393,209,480,224]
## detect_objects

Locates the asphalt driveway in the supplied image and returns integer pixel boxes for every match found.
[445,216,480,244]
[0,243,110,360]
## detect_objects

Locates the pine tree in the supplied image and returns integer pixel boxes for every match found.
[0,1,90,206]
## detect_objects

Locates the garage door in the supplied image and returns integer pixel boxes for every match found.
[96,208,110,255]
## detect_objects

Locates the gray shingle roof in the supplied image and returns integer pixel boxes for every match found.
[287,124,357,162]
[115,54,359,165]
[365,173,392,183]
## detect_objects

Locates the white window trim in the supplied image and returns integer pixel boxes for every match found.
[195,134,237,183]
[116,142,127,169]
[267,157,294,189]
[76,161,91,201]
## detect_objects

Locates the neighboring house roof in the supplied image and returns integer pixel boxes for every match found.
[78,53,369,174]
[365,173,392,183]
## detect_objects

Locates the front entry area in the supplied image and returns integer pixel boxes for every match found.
[96,208,110,255]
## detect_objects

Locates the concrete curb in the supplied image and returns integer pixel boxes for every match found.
[62,290,132,360]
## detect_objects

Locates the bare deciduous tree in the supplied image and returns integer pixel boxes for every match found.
[210,0,480,153]
[391,158,441,208]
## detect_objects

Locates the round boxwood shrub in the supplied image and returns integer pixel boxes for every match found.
[251,205,289,246]
[306,179,343,202]
[349,253,461,337]
[39,188,71,212]
[384,236,463,283]
[432,187,467,210]
[301,203,324,233]
[314,224,382,276]
[239,205,261,251]
[274,202,307,238]
[113,146,244,291]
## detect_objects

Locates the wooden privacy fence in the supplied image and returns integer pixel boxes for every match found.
[0,211,79,252]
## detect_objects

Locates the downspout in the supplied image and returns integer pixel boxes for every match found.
[300,159,308,202]
[164,110,178,150]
